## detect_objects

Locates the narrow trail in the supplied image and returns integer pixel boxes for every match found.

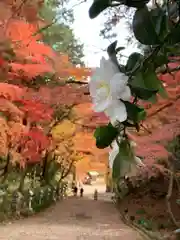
[0,185,144,240]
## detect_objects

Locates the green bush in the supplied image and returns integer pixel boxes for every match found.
[0,181,68,221]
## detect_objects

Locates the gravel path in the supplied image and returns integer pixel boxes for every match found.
[0,185,144,240]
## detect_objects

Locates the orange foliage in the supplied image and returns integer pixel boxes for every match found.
[0,98,23,119]
[10,63,54,80]
[0,117,9,156]
[0,83,24,101]
[54,54,91,80]
[73,103,108,131]
[33,85,90,106]
[0,0,91,169]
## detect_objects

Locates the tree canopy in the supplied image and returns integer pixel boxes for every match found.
[40,0,85,65]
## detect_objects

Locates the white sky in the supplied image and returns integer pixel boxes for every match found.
[72,0,140,67]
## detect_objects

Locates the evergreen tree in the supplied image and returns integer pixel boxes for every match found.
[40,0,85,65]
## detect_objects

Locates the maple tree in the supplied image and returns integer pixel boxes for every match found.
[0,0,92,191]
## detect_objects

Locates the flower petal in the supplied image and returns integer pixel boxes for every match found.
[89,68,104,97]
[120,86,131,101]
[93,96,111,112]
[100,57,119,82]
[105,100,127,124]
[110,73,129,98]
[90,67,102,83]
[109,145,119,169]
[95,87,110,101]
[111,140,119,150]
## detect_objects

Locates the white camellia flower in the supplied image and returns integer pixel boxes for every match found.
[108,140,144,177]
[109,141,119,169]
[89,57,131,124]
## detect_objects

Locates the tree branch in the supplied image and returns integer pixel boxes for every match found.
[66,80,88,85]
[147,94,180,118]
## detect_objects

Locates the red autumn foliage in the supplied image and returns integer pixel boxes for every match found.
[128,63,180,175]
[0,83,24,101]
[0,0,91,168]
[18,99,54,123]
[19,127,51,165]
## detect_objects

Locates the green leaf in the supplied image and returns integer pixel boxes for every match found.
[112,139,135,180]
[133,7,160,45]
[94,123,119,149]
[112,153,121,180]
[123,101,146,123]
[131,69,162,95]
[167,25,180,44]
[107,41,125,73]
[150,7,168,40]
[130,86,158,100]
[89,0,109,19]
[153,50,169,68]
[107,41,117,56]
[158,81,168,98]
[132,63,167,99]
[126,52,143,73]
[141,70,160,90]
[147,94,157,103]
[131,72,145,88]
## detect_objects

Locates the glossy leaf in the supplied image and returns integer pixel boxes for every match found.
[153,51,169,68]
[131,69,161,92]
[132,7,160,45]
[124,101,146,123]
[112,152,121,180]
[107,41,122,71]
[130,86,158,100]
[126,52,143,73]
[150,7,168,40]
[89,0,110,19]
[94,123,119,149]
[107,41,118,56]
[167,25,180,44]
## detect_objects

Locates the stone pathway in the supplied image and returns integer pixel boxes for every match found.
[0,185,144,240]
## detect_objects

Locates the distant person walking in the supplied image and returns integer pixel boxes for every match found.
[73,186,78,197]
[94,189,98,200]
[80,187,84,197]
